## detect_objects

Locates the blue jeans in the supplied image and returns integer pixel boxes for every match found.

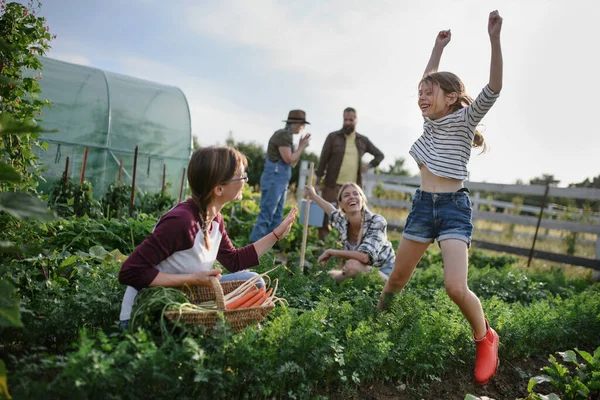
[250,158,292,242]
[402,189,474,246]
[119,271,265,331]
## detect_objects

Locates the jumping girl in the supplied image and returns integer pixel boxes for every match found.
[378,11,503,385]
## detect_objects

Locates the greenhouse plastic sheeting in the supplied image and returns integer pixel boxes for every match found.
[33,56,192,198]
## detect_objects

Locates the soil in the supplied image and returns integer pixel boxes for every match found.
[326,356,552,400]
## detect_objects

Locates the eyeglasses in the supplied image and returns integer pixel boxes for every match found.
[224,172,248,184]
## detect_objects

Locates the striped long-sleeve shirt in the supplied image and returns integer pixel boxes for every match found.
[409,85,500,180]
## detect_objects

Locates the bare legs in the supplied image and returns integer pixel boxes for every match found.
[378,238,487,339]
[378,238,430,309]
[439,239,486,339]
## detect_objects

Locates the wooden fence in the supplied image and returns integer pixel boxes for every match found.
[297,161,600,271]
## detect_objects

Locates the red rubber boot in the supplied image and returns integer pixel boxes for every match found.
[474,319,499,385]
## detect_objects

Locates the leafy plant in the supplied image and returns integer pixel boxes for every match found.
[0,0,55,193]
[522,347,600,400]
[101,183,131,219]
[47,175,102,218]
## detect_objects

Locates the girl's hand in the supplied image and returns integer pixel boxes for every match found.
[435,30,451,48]
[273,207,298,240]
[317,249,334,265]
[190,269,222,286]
[488,10,503,39]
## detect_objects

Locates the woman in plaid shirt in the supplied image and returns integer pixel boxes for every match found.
[305,183,395,281]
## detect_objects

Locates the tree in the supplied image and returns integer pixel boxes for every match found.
[225,132,266,187]
[569,174,600,211]
[0,1,55,193]
[529,174,560,187]
[380,157,410,176]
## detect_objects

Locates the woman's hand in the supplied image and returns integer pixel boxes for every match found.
[305,185,317,200]
[317,249,335,265]
[488,10,502,39]
[273,207,298,240]
[190,269,222,286]
[299,133,312,150]
[434,29,451,49]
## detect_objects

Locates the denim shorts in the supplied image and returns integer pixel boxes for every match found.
[402,189,473,246]
[378,262,394,277]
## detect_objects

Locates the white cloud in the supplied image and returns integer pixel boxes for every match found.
[182,0,600,185]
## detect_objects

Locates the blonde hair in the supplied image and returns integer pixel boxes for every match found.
[187,146,248,249]
[420,71,487,153]
[336,182,368,244]
[336,182,368,210]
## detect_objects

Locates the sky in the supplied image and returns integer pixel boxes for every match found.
[31,0,599,187]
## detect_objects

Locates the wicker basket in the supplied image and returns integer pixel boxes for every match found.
[163,277,274,333]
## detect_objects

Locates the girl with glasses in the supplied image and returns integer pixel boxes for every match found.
[118,146,297,330]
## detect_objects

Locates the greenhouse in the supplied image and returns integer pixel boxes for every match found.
[34,56,192,198]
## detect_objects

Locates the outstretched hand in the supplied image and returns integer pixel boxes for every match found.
[317,249,334,265]
[273,207,298,240]
[488,10,502,39]
[305,185,317,200]
[435,29,451,48]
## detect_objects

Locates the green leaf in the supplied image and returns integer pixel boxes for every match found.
[0,241,20,253]
[0,163,21,183]
[59,255,78,268]
[576,349,594,364]
[0,280,23,328]
[528,375,552,392]
[559,350,578,364]
[0,359,11,399]
[89,245,109,260]
[539,395,561,400]
[0,75,18,85]
[0,113,57,135]
[0,191,55,221]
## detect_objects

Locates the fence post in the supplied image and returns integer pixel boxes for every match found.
[64,156,70,184]
[296,160,308,200]
[472,191,481,220]
[118,159,123,186]
[594,238,600,281]
[130,145,138,216]
[299,162,314,272]
[79,147,88,185]
[178,168,186,203]
[161,163,166,192]
[527,184,550,267]
[363,172,375,202]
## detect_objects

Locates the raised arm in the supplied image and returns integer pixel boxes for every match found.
[305,185,336,215]
[423,30,451,77]
[279,133,311,165]
[487,10,503,93]
[252,207,298,255]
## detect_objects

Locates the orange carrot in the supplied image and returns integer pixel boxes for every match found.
[254,288,273,307]
[239,287,266,308]
[226,287,259,310]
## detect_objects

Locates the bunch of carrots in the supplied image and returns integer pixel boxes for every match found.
[174,266,285,312]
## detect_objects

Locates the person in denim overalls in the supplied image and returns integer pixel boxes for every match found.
[250,110,311,242]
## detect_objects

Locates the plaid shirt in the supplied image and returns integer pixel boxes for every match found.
[329,209,396,268]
